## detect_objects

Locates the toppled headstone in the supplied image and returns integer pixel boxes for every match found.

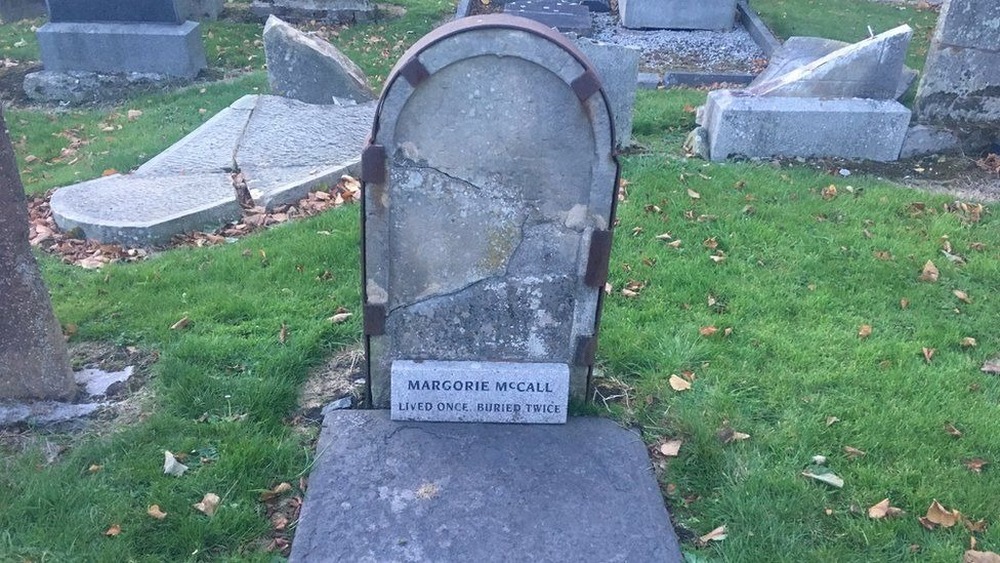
[361,15,618,413]
[915,0,1000,126]
[263,15,375,104]
[619,0,737,31]
[251,0,375,24]
[503,0,593,36]
[748,25,913,100]
[0,109,76,402]
[573,37,639,147]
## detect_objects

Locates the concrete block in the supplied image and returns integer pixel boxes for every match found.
[263,16,373,104]
[574,37,639,147]
[289,410,683,562]
[702,89,911,161]
[36,21,207,78]
[637,72,661,89]
[899,124,961,158]
[503,0,593,36]
[619,0,737,30]
[749,25,912,100]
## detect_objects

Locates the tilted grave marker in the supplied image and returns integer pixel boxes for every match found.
[360,14,619,423]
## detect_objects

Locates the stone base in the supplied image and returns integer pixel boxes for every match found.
[250,0,375,24]
[289,410,683,562]
[23,70,187,104]
[619,0,737,30]
[701,90,911,162]
[36,21,207,78]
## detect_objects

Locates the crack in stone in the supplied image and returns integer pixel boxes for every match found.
[229,95,262,173]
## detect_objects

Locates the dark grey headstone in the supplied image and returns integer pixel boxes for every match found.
[362,16,618,409]
[503,0,593,36]
[580,0,608,12]
[0,0,46,22]
[289,410,683,562]
[46,0,182,23]
[0,108,76,401]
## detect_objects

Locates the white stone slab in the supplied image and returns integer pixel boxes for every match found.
[391,360,569,424]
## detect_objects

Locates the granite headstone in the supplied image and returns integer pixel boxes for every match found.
[46,0,182,23]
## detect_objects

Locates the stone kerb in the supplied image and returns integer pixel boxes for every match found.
[361,15,618,413]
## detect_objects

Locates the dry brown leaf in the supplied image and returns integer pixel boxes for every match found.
[868,498,904,519]
[687,188,701,200]
[655,232,673,241]
[954,290,972,304]
[964,458,988,473]
[699,326,718,337]
[621,288,639,298]
[193,493,221,516]
[965,519,989,533]
[88,464,103,473]
[717,426,750,444]
[698,525,727,544]
[667,239,683,248]
[127,109,142,121]
[271,513,289,531]
[858,325,872,339]
[961,337,978,348]
[844,446,866,460]
[703,237,719,250]
[659,439,683,457]
[983,357,1000,374]
[964,550,1000,563]
[874,250,893,261]
[104,524,121,537]
[922,347,936,363]
[919,260,940,282]
[669,374,692,391]
[918,516,937,530]
[147,505,167,520]
[260,482,292,502]
[945,423,963,438]
[970,242,986,252]
[802,470,844,488]
[821,185,838,200]
[279,323,288,344]
[925,499,961,528]
[900,298,910,309]
[329,312,352,324]
[170,316,190,330]
[708,252,726,263]
[826,416,840,426]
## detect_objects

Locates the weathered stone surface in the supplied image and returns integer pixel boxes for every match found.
[638,71,661,89]
[580,0,609,12]
[574,37,639,147]
[0,109,76,401]
[47,0,181,23]
[364,17,617,409]
[619,0,736,30]
[250,0,375,24]
[263,15,374,104]
[899,124,962,159]
[23,70,184,104]
[391,360,570,423]
[176,0,224,20]
[751,34,917,100]
[915,0,1000,126]
[748,25,912,100]
[37,21,207,78]
[663,70,754,88]
[0,0,46,22]
[701,89,910,161]
[289,410,683,562]
[503,0,593,36]
[735,0,780,56]
[50,96,374,245]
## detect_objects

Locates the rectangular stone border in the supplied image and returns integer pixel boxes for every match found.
[453,0,781,88]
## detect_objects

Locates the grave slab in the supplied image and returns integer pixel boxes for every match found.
[263,15,375,104]
[503,0,593,36]
[619,0,737,31]
[748,25,912,100]
[37,21,207,78]
[289,410,683,562]
[700,89,910,161]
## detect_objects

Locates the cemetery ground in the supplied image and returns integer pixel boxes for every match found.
[1,0,998,561]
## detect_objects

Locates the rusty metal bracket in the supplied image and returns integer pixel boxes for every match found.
[571,69,601,102]
[364,303,387,336]
[584,229,612,288]
[361,144,386,185]
[399,58,431,87]
[575,335,597,367]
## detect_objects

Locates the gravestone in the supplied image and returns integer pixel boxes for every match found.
[250,0,375,24]
[0,109,76,402]
[360,14,618,421]
[0,0,46,22]
[619,0,737,30]
[502,0,593,36]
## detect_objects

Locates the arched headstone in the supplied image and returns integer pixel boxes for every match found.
[361,15,619,422]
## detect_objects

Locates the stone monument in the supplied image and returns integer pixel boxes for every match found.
[619,0,737,30]
[360,14,619,422]
[0,109,76,401]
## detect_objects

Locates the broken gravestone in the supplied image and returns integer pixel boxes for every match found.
[263,15,375,104]
[359,14,619,422]
[0,109,76,401]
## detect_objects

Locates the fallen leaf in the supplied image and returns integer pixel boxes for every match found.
[919,260,939,282]
[964,550,1000,563]
[104,524,121,537]
[667,239,682,248]
[874,250,893,261]
[717,427,750,444]
[826,416,840,426]
[698,525,727,544]
[708,252,726,263]
[970,242,986,252]
[964,458,988,473]
[981,357,1000,374]
[802,470,844,488]
[965,519,988,533]
[900,298,910,309]
[945,423,963,438]
[687,189,701,200]
[147,505,167,520]
[703,237,718,250]
[918,516,937,530]
[271,513,289,531]
[699,326,718,337]
[669,374,692,391]
[844,446,866,460]
[260,482,292,502]
[279,323,288,344]
[869,498,904,519]
[961,337,977,348]
[858,325,872,339]
[329,312,352,323]
[954,290,972,304]
[127,109,143,121]
[101,168,117,176]
[25,154,38,163]
[923,347,935,363]
[925,499,960,528]
[655,232,673,241]
[170,316,190,330]
[87,464,103,473]
[163,451,189,477]
[621,288,638,298]
[659,439,683,457]
[821,185,838,200]
[193,493,220,516]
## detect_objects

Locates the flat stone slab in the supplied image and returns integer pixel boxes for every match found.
[290,410,683,562]
[503,0,593,35]
[50,95,374,245]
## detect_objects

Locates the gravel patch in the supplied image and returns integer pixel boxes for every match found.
[590,13,767,74]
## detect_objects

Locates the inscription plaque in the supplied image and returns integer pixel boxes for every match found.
[391,360,570,424]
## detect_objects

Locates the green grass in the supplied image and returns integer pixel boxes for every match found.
[3,0,1000,561]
